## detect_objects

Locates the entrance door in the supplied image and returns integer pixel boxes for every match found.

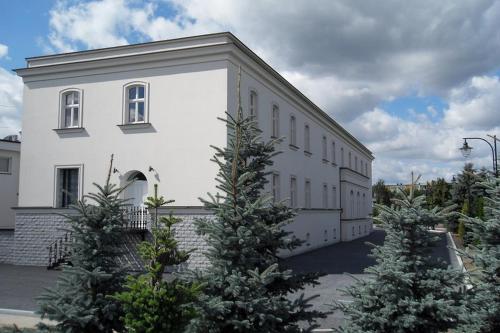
[124,171,148,206]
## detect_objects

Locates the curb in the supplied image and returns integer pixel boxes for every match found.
[446,232,466,273]
[0,308,38,317]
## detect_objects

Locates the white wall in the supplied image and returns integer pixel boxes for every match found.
[19,61,228,207]
[0,141,20,229]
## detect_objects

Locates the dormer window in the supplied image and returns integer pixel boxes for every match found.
[60,89,82,128]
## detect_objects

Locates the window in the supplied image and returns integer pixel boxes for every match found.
[360,160,364,174]
[0,156,11,174]
[60,90,81,128]
[289,116,297,146]
[304,124,310,152]
[359,225,361,235]
[290,176,297,208]
[350,190,354,217]
[322,183,328,209]
[352,226,355,237]
[333,228,337,239]
[364,224,367,234]
[272,172,280,202]
[324,230,328,242]
[126,85,145,123]
[355,156,358,171]
[332,186,337,209]
[55,167,81,208]
[349,151,352,168]
[332,141,336,164]
[363,193,366,217]
[322,136,328,161]
[272,104,280,137]
[357,192,361,217]
[365,163,368,176]
[341,147,344,166]
[305,179,311,209]
[249,90,258,119]
[306,232,310,246]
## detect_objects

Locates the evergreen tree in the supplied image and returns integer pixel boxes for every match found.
[37,156,126,333]
[425,178,451,208]
[458,177,500,333]
[186,70,324,332]
[114,184,200,333]
[335,188,466,333]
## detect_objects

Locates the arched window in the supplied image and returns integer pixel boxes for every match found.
[249,90,258,119]
[322,136,328,161]
[124,83,147,124]
[362,193,366,217]
[349,151,352,168]
[305,179,311,209]
[341,147,344,166]
[272,104,280,137]
[360,160,364,174]
[333,228,337,239]
[350,190,354,217]
[322,183,328,209]
[60,89,82,128]
[355,156,358,171]
[332,186,337,209]
[359,225,361,235]
[289,115,297,146]
[304,124,311,152]
[324,230,328,242]
[365,163,368,176]
[306,232,310,246]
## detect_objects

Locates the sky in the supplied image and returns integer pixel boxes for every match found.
[1,0,500,184]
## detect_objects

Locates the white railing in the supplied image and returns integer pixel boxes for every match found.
[123,206,149,230]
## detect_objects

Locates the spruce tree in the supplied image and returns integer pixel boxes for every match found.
[37,155,126,333]
[114,185,200,333]
[186,70,324,333]
[335,188,466,333]
[458,177,500,333]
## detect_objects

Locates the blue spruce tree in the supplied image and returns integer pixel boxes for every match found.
[37,156,126,333]
[335,188,466,333]
[186,70,324,333]
[458,177,500,333]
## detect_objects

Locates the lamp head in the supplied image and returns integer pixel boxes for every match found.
[460,139,472,158]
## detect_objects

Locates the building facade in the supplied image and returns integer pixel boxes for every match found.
[8,33,373,267]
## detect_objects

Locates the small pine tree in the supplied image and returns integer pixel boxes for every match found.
[186,70,324,332]
[37,155,127,333]
[457,177,500,333]
[335,188,466,333]
[114,184,199,333]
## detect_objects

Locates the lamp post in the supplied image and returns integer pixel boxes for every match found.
[459,135,499,177]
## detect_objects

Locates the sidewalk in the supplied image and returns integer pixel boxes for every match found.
[0,308,55,329]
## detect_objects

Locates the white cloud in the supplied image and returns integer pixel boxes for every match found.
[0,67,23,139]
[0,44,7,59]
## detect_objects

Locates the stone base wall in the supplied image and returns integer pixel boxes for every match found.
[14,210,70,266]
[0,229,14,264]
[340,218,373,242]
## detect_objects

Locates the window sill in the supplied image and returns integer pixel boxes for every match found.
[118,122,152,130]
[53,127,85,134]
[322,159,329,164]
[0,172,12,175]
[331,162,337,167]
[289,144,299,151]
[304,150,312,157]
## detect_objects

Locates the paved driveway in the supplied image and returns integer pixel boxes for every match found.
[0,228,454,330]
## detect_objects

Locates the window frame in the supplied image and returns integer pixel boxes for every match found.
[290,175,297,208]
[304,124,311,154]
[53,164,84,208]
[289,115,297,147]
[305,179,311,209]
[0,156,12,174]
[271,104,280,138]
[272,172,281,202]
[123,82,149,125]
[249,89,258,120]
[59,88,83,129]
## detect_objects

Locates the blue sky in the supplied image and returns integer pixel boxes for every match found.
[1,0,499,184]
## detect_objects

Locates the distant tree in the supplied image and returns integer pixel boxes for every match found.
[335,189,466,333]
[37,156,126,333]
[114,184,199,333]
[372,179,393,206]
[451,163,484,217]
[426,178,451,208]
[458,177,500,333]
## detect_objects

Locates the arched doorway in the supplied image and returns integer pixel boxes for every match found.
[123,171,148,207]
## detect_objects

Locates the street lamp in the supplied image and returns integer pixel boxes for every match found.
[459,135,498,177]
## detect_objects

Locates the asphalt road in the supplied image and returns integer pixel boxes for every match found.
[0,228,454,330]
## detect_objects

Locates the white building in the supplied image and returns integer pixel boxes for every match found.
[0,137,20,229]
[7,32,373,267]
